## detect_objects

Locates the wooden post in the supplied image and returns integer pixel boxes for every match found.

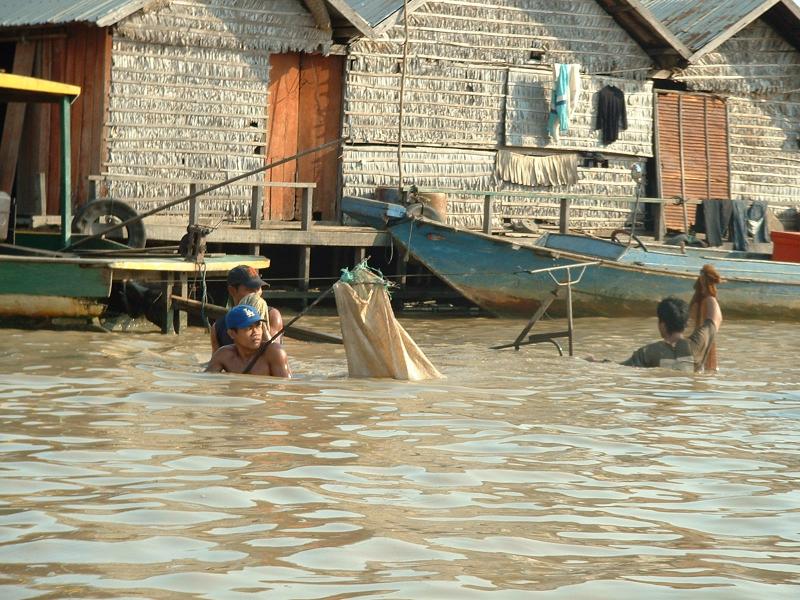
[354,246,366,264]
[0,41,35,194]
[188,183,198,225]
[298,246,311,308]
[483,194,493,234]
[59,97,72,249]
[300,187,313,230]
[654,201,666,241]
[566,279,574,357]
[249,184,262,255]
[398,247,409,287]
[33,172,47,217]
[160,271,175,335]
[298,186,313,306]
[559,197,571,234]
[175,273,188,333]
[681,199,689,234]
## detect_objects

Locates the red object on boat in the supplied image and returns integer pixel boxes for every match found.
[771,231,800,263]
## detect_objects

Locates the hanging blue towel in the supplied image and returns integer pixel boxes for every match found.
[547,64,570,138]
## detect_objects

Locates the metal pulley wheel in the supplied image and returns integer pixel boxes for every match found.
[72,198,147,248]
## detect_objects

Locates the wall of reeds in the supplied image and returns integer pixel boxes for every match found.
[674,19,800,223]
[103,0,330,220]
[342,0,655,231]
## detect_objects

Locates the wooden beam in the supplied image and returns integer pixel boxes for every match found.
[0,42,36,193]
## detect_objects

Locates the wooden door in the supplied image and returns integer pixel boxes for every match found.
[656,92,730,231]
[265,53,343,222]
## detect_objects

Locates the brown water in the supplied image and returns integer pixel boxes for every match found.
[1,316,799,599]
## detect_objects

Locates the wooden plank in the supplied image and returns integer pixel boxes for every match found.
[266,53,300,221]
[47,36,66,215]
[0,41,36,193]
[77,26,97,208]
[16,42,50,215]
[297,54,344,221]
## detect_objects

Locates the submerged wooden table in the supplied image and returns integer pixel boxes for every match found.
[0,253,269,334]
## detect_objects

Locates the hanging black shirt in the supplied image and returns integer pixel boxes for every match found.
[595,85,628,144]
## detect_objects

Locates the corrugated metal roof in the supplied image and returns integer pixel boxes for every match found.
[639,0,774,53]
[335,0,405,28]
[0,0,149,28]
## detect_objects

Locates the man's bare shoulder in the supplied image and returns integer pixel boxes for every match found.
[206,344,241,372]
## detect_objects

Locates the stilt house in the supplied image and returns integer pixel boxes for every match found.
[0,0,402,225]
[3,0,798,236]
[342,0,800,232]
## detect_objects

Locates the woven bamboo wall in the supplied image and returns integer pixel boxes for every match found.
[104,0,331,219]
[342,145,643,230]
[343,0,654,230]
[505,68,653,157]
[675,19,800,224]
[728,93,800,223]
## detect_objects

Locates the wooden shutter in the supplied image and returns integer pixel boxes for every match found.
[656,92,730,231]
[266,53,343,222]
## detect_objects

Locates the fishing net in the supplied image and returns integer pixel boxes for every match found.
[334,261,442,380]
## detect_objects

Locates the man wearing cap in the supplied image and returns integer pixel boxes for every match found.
[205,305,291,377]
[210,265,284,352]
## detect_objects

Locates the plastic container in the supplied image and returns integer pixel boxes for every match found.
[771,231,800,263]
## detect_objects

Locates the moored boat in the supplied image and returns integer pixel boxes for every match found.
[0,73,267,330]
[343,196,800,320]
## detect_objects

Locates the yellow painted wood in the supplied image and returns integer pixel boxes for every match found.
[0,73,81,103]
[105,256,269,272]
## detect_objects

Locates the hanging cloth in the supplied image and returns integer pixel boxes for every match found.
[595,85,628,144]
[547,64,571,141]
[496,150,579,187]
[746,201,770,243]
[333,262,442,381]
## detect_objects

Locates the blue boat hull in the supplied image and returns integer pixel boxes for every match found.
[389,219,800,319]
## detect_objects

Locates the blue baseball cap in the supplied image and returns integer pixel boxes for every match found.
[225,305,264,330]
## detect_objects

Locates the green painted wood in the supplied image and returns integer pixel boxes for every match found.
[13,232,129,252]
[0,260,111,297]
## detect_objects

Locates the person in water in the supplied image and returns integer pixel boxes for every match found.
[688,264,722,371]
[205,305,291,377]
[210,265,284,352]
[621,294,722,372]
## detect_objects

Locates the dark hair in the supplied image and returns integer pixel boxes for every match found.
[657,296,689,334]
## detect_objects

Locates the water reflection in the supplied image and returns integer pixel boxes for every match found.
[0,317,798,598]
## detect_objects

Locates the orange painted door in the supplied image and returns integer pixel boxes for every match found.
[266,53,343,221]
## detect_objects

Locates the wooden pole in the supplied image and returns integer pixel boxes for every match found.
[483,194,493,234]
[396,0,410,193]
[59,97,72,249]
[559,197,571,234]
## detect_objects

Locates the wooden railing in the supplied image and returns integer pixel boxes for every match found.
[404,186,707,240]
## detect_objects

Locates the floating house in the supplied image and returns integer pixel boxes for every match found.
[0,0,405,227]
[342,0,800,232]
[1,0,798,241]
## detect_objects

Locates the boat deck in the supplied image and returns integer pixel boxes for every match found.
[0,253,268,332]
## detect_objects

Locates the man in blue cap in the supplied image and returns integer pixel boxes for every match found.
[210,265,284,352]
[205,305,290,377]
